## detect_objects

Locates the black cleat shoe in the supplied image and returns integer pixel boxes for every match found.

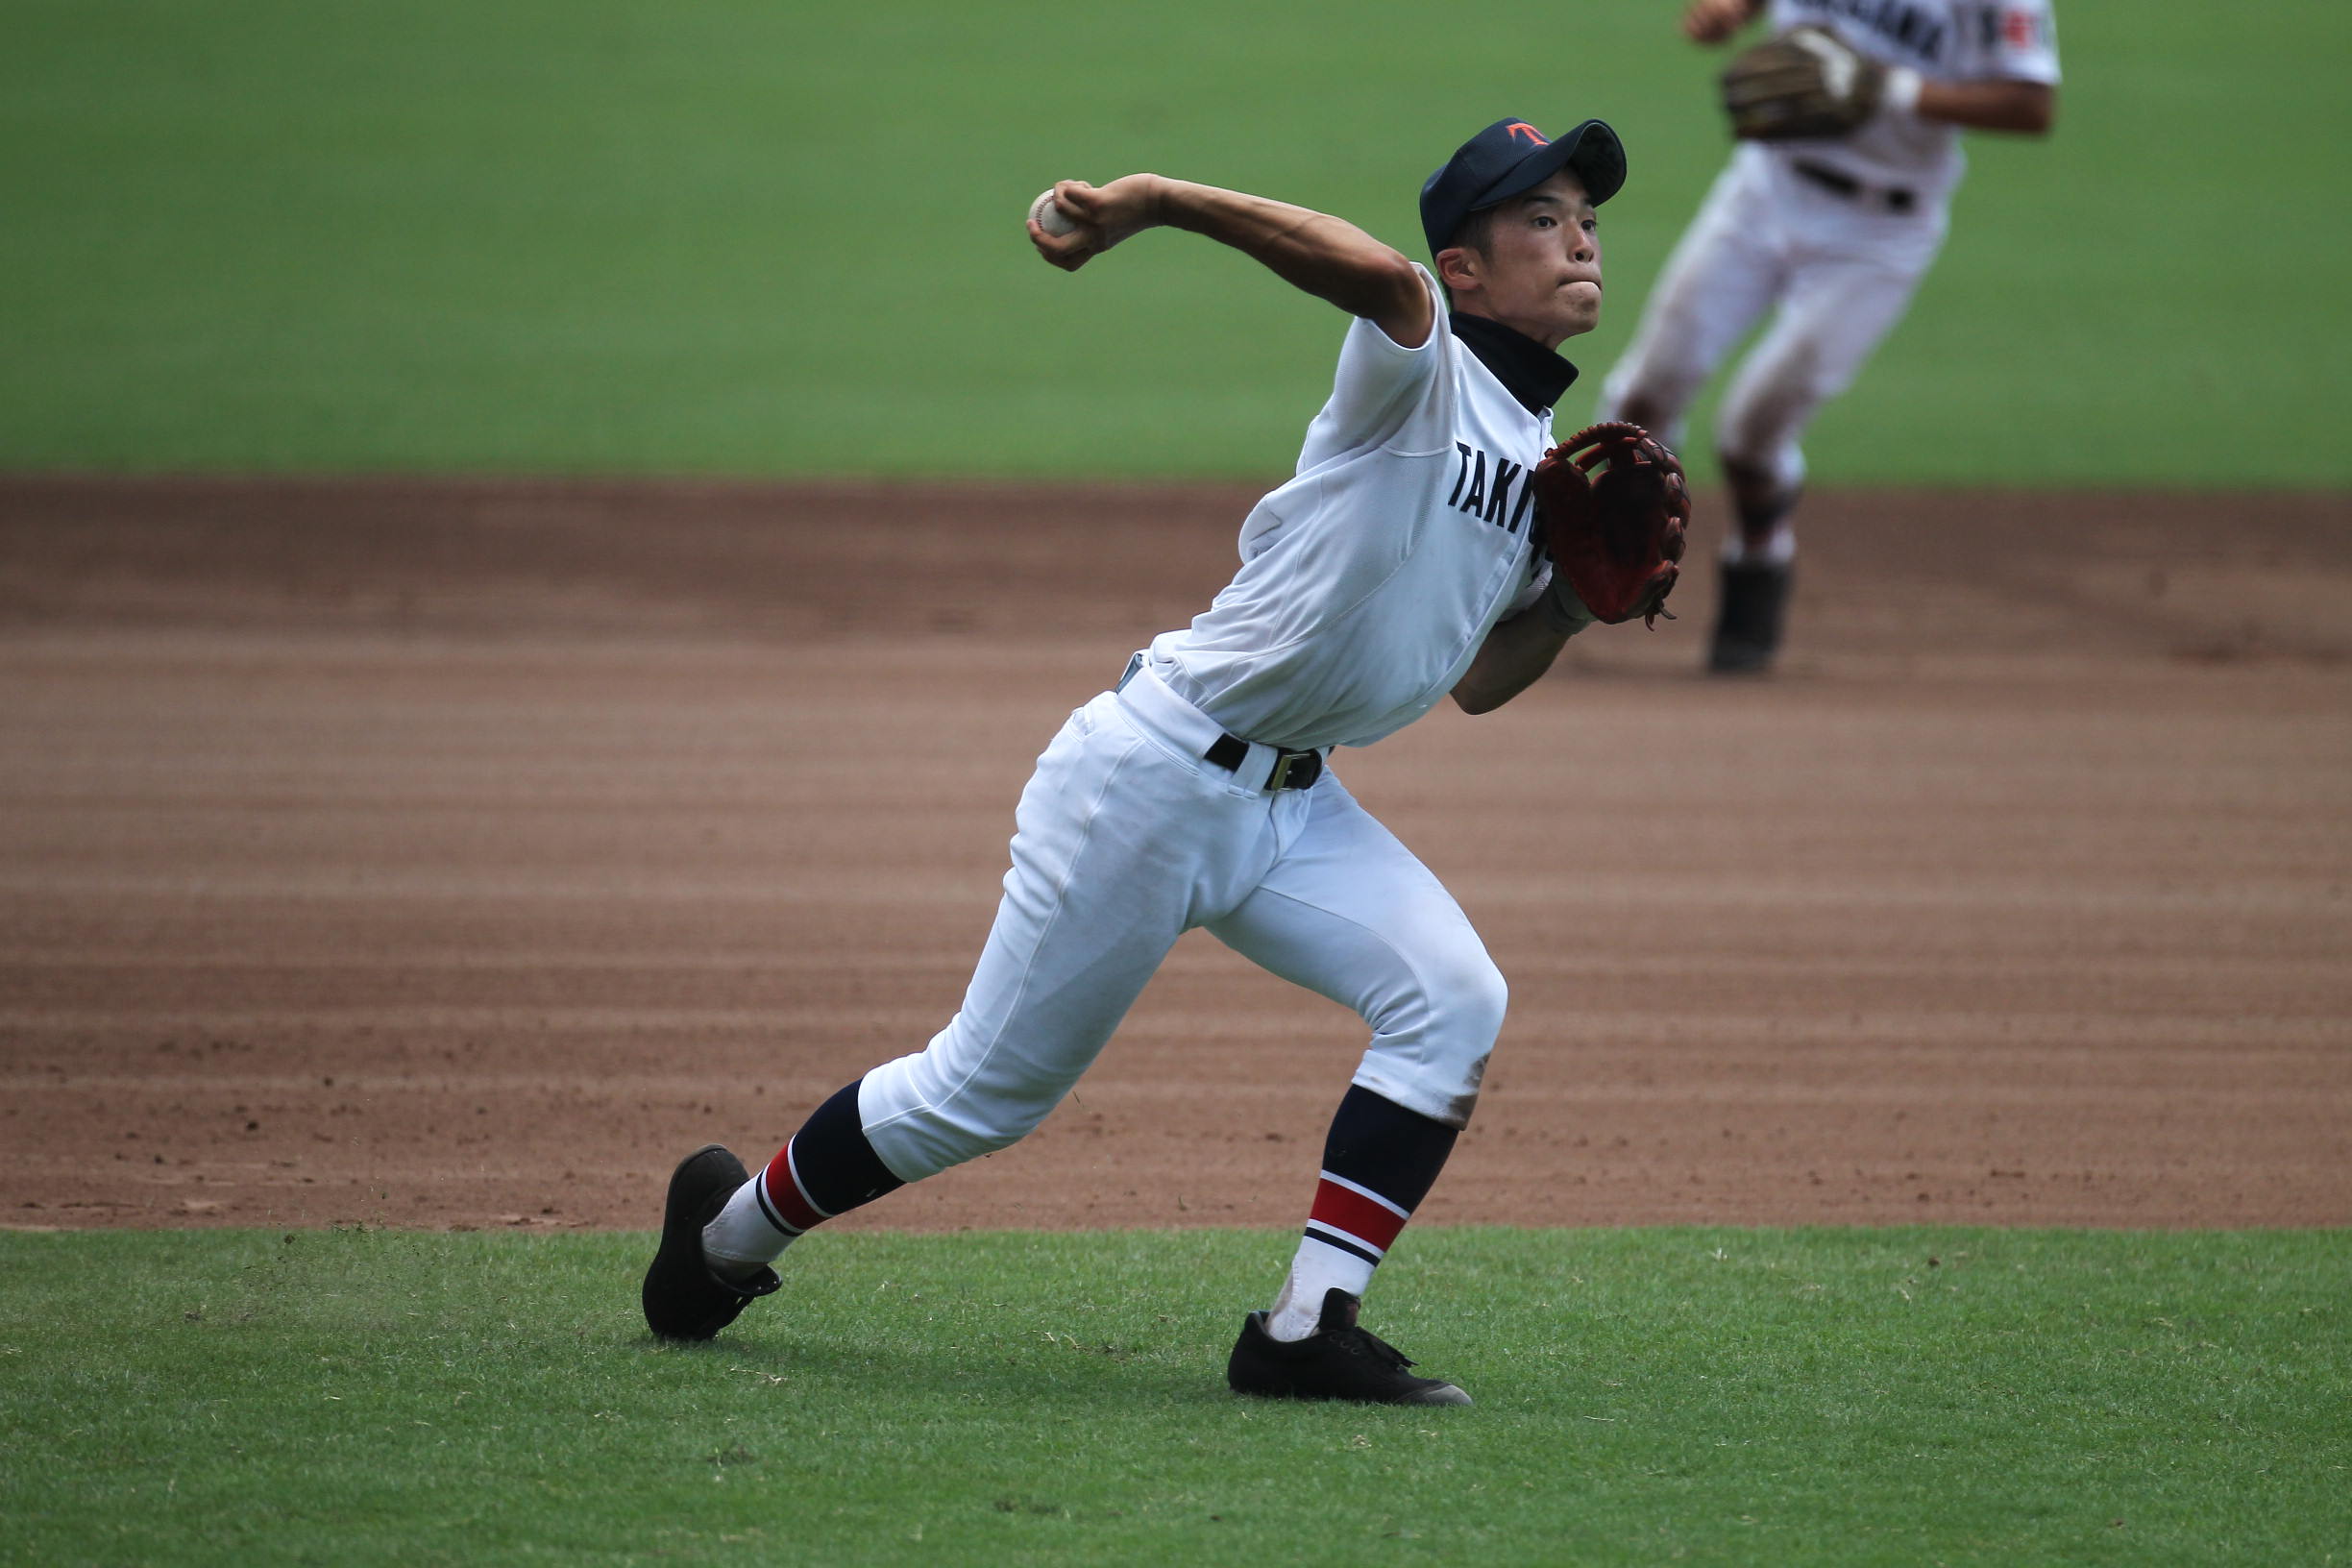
[1226,1288,1472,1407]
[1708,558,1794,674]
[641,1144,779,1343]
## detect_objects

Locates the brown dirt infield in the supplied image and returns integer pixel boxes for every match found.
[2,476,2347,1235]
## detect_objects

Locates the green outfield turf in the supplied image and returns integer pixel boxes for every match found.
[2,1227,2344,1566]
[1,1,2342,484]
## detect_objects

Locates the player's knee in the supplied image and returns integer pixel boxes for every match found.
[1445,955,1509,1052]
[1424,952,1508,1100]
[1614,390,1673,432]
[1354,950,1505,1128]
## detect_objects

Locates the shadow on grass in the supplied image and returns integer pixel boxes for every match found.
[625,1315,1252,1410]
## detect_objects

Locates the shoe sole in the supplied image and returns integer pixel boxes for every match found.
[642,1143,755,1342]
[1231,1381,1474,1407]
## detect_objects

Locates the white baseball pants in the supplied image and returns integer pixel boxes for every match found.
[1598,145,1950,494]
[856,664,1506,1183]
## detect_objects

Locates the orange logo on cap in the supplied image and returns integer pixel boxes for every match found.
[1505,122,1549,145]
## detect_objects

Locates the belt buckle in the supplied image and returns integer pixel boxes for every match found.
[1266,749,1317,791]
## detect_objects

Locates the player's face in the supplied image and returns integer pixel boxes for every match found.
[1450,169,1604,349]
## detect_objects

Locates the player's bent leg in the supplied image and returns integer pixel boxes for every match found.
[1706,233,1941,674]
[1210,779,1507,1132]
[1207,777,1496,1402]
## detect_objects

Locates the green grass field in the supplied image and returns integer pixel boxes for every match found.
[3,1227,2344,1566]
[2,0,2344,483]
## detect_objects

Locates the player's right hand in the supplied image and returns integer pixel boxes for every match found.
[1027,175,1165,272]
[1681,0,1759,44]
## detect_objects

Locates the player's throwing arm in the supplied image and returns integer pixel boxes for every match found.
[1027,176,1433,347]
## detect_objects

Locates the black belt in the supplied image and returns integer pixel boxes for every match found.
[1792,159,1916,214]
[1120,652,1323,791]
[1204,732,1323,791]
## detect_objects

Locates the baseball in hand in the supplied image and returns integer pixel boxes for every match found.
[1029,188,1080,236]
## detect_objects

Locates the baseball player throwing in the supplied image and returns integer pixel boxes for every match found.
[1599,0,2059,672]
[643,115,1683,1405]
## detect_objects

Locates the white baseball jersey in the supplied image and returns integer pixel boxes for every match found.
[1766,0,2061,203]
[1140,264,1555,752]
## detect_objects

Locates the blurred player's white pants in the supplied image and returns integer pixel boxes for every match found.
[857,665,1505,1182]
[1598,144,1949,495]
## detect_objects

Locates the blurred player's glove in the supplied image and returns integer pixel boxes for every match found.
[1531,423,1689,629]
[1720,25,1886,140]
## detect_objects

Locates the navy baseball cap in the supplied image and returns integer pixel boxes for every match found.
[1419,117,1626,257]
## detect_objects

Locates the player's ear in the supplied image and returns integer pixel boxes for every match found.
[1435,245,1482,295]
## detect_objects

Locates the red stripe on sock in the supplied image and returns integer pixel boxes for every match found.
[1310,1177,1409,1255]
[760,1142,826,1233]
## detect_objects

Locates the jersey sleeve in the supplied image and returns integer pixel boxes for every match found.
[1292,264,1457,470]
[1957,1,2060,85]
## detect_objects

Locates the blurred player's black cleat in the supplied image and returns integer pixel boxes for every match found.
[642,1144,779,1342]
[1708,558,1794,674]
[1226,1288,1472,1406]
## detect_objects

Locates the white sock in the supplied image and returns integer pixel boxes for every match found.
[700,1175,797,1279]
[1264,1235,1376,1342]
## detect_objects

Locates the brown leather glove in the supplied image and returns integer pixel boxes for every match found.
[1530,423,1690,628]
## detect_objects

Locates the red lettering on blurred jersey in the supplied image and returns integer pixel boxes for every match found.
[2002,8,2036,47]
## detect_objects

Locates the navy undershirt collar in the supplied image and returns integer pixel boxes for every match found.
[1448,311,1579,416]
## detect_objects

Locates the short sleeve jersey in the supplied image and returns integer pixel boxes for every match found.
[1762,0,2060,202]
[1142,265,1556,752]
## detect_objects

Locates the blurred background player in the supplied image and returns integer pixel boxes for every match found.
[1599,0,2058,673]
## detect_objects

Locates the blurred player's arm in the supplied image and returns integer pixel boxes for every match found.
[1450,603,1582,716]
[1916,78,2055,134]
[1028,176,1432,348]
